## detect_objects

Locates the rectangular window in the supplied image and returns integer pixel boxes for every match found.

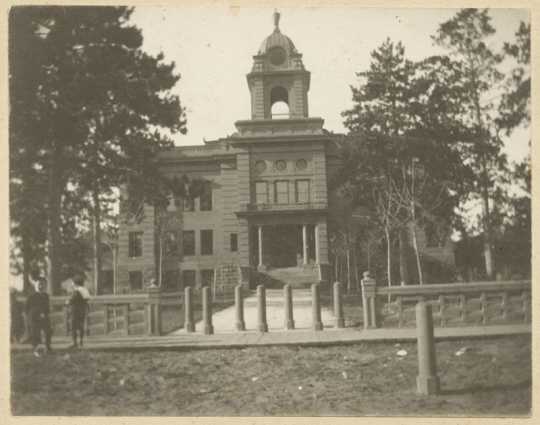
[128,232,143,257]
[275,180,289,204]
[230,233,238,252]
[182,198,195,212]
[128,271,143,291]
[164,231,179,256]
[255,181,268,204]
[182,230,195,256]
[200,269,215,288]
[295,180,310,203]
[162,270,180,291]
[182,270,196,288]
[201,229,213,255]
[200,181,213,211]
[99,270,114,295]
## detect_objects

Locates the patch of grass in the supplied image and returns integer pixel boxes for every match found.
[11,335,531,416]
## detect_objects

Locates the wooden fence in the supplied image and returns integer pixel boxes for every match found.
[48,289,184,337]
[45,286,238,338]
[361,278,531,329]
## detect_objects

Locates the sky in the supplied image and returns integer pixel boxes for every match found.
[131,6,530,163]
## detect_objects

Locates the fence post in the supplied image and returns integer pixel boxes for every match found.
[235,284,245,331]
[123,304,130,336]
[361,271,377,329]
[257,285,268,332]
[202,286,214,335]
[85,308,90,337]
[312,283,323,331]
[147,286,162,336]
[333,281,345,328]
[103,304,109,335]
[284,284,295,330]
[184,286,195,332]
[416,301,440,395]
[64,300,70,337]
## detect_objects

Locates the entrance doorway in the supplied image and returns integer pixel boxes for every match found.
[251,224,316,269]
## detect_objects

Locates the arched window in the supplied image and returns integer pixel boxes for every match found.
[270,86,290,118]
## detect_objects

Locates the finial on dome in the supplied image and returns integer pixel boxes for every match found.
[273,9,280,31]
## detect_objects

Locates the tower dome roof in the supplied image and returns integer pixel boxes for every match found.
[257,10,298,55]
[258,30,297,55]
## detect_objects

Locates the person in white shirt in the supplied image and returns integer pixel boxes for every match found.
[69,275,91,348]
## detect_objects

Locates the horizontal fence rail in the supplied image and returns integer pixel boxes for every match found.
[362,279,531,329]
[44,290,184,338]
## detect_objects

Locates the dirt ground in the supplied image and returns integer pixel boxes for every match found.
[10,335,531,416]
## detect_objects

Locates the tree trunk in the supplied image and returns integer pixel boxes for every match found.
[92,187,102,295]
[385,226,392,287]
[22,234,31,293]
[366,240,372,271]
[47,161,62,295]
[398,228,410,286]
[346,245,351,293]
[112,245,118,294]
[481,158,494,279]
[158,234,163,287]
[473,85,495,280]
[353,243,360,292]
[411,222,424,285]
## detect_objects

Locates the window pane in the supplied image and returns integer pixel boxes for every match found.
[275,181,289,204]
[296,180,310,203]
[230,233,238,252]
[128,271,143,291]
[100,271,114,295]
[128,232,143,257]
[200,269,214,287]
[182,198,195,212]
[200,181,212,211]
[182,270,196,288]
[162,270,180,291]
[164,231,179,256]
[201,229,213,255]
[182,231,195,256]
[255,181,268,204]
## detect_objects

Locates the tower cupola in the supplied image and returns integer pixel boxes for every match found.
[247,10,311,120]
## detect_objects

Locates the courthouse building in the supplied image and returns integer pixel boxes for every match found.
[114,13,454,294]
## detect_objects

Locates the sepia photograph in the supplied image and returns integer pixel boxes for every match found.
[7,2,533,418]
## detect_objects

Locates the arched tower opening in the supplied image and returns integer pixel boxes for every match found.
[270,86,290,118]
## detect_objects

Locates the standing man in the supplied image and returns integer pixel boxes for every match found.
[70,275,91,348]
[26,278,52,356]
[10,288,24,343]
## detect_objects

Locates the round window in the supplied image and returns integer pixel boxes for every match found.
[296,159,307,170]
[268,46,286,66]
[255,160,267,173]
[275,160,287,171]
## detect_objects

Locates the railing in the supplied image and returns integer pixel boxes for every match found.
[48,289,184,337]
[361,278,531,329]
[239,201,328,213]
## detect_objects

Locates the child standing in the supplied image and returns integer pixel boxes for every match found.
[26,278,52,355]
[70,275,91,348]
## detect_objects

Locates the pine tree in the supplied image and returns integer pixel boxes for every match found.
[341,39,468,285]
[433,8,506,279]
[9,6,187,293]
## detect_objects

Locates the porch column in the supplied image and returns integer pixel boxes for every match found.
[258,226,263,268]
[315,224,320,264]
[302,224,308,266]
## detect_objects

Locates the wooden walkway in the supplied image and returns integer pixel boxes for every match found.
[11,324,531,352]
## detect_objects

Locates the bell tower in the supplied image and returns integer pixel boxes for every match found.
[247,11,311,120]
